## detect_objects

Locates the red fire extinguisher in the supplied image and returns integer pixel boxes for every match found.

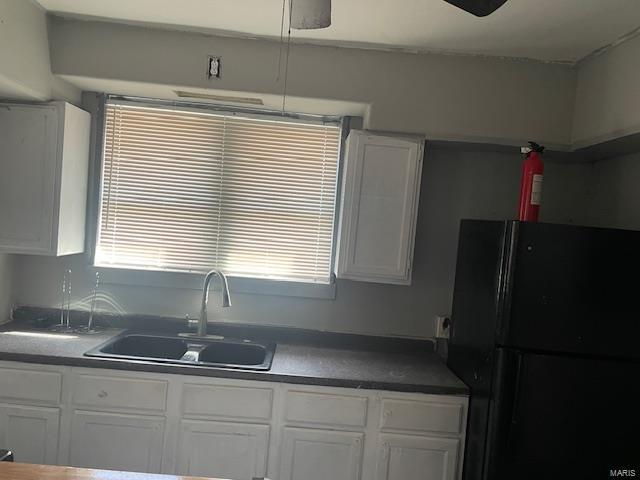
[518,142,545,222]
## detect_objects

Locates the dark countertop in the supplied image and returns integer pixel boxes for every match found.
[0,311,468,396]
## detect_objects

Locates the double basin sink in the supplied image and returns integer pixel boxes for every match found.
[85,332,275,371]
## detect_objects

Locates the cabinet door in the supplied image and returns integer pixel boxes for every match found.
[176,420,269,480]
[376,434,459,480]
[0,105,58,253]
[337,131,423,284]
[0,404,60,465]
[69,411,165,473]
[280,428,363,480]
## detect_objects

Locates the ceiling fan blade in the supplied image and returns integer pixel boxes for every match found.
[443,0,508,17]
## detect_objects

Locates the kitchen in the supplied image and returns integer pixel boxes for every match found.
[0,0,639,479]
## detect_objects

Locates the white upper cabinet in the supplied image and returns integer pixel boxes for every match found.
[0,101,90,256]
[336,131,424,285]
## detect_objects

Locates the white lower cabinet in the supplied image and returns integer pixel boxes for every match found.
[0,404,59,464]
[0,361,467,480]
[280,428,364,480]
[69,411,165,473]
[376,434,460,480]
[176,420,269,479]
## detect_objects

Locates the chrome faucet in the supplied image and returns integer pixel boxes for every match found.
[196,269,232,337]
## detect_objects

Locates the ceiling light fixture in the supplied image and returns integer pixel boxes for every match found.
[443,0,508,17]
[290,0,331,30]
[277,0,331,114]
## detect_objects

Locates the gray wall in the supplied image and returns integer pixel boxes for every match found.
[0,0,51,100]
[45,14,640,150]
[573,33,640,148]
[48,17,576,148]
[587,151,640,230]
[11,144,593,338]
[0,0,80,102]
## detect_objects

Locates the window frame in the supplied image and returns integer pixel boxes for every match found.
[86,94,351,299]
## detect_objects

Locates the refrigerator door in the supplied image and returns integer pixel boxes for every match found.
[487,350,640,480]
[502,222,640,359]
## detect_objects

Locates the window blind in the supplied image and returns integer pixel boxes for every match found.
[96,102,341,283]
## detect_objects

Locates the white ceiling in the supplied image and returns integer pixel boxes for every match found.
[37,0,640,63]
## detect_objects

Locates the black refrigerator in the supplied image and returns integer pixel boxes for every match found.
[448,220,640,480]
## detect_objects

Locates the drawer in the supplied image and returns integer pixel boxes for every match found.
[0,367,62,405]
[285,391,368,428]
[72,374,168,413]
[380,398,463,434]
[182,383,273,420]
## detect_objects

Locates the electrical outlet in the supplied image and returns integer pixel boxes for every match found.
[207,56,221,80]
[435,315,451,339]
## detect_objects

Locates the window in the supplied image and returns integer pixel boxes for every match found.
[95,101,342,284]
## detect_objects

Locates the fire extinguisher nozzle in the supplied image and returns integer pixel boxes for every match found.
[528,141,545,153]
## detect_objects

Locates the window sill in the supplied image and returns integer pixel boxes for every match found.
[96,266,337,300]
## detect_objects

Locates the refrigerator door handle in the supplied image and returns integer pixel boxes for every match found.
[495,221,518,342]
[486,350,525,479]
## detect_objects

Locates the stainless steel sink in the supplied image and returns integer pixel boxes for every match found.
[85,333,275,370]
